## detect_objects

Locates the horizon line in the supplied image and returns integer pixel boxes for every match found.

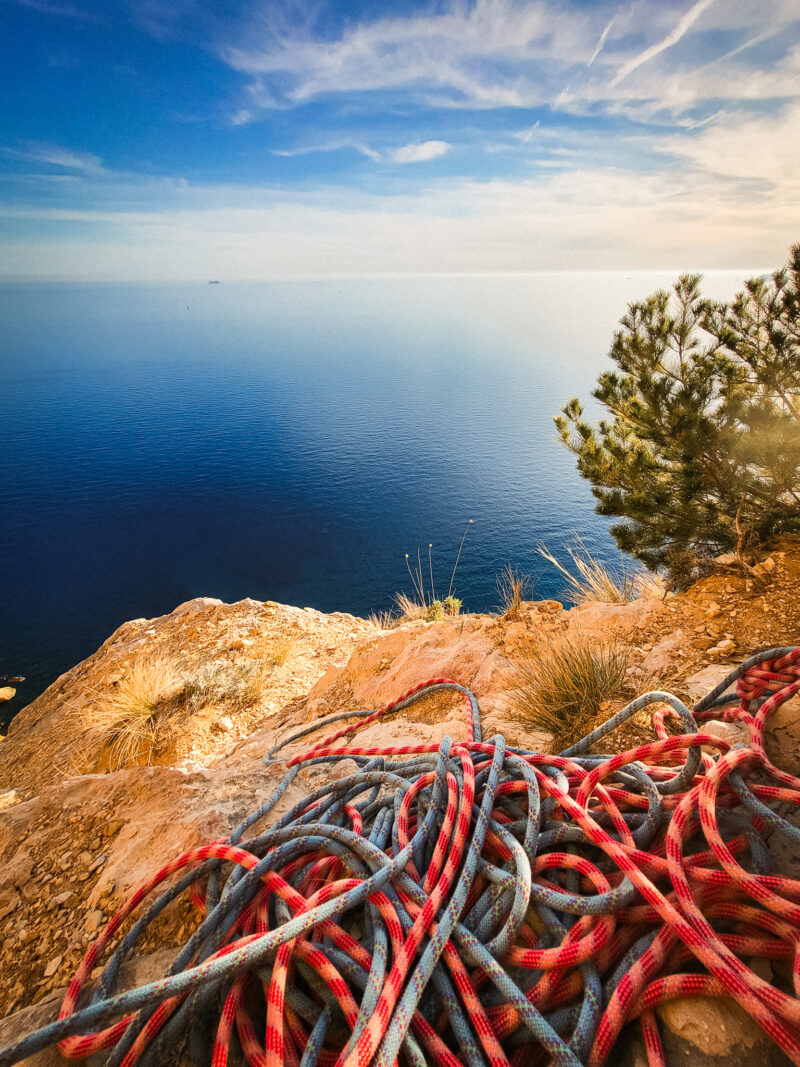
[0,267,772,285]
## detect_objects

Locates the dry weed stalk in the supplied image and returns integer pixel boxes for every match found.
[496,565,532,618]
[538,537,663,605]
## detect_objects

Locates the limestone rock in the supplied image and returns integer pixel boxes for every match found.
[707,637,736,658]
[700,718,750,751]
[568,597,665,638]
[764,692,800,777]
[684,664,735,706]
[641,630,686,675]
[0,597,376,799]
[656,995,789,1065]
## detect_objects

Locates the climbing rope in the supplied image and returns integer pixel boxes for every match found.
[3,649,800,1065]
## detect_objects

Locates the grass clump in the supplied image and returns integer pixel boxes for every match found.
[85,652,190,770]
[538,537,663,606]
[496,565,532,618]
[511,630,630,748]
[267,635,295,669]
[394,592,428,622]
[183,658,272,711]
[84,650,280,771]
[390,521,473,624]
[442,596,461,616]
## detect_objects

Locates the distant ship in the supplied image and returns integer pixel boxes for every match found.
[208,279,221,284]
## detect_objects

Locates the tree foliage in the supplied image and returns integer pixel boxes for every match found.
[555,242,800,581]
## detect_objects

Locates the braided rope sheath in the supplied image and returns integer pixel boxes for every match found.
[3,655,800,1065]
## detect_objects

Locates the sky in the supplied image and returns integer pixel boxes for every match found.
[1,0,799,280]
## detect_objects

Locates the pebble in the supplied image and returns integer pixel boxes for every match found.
[84,909,104,934]
[51,891,76,908]
[43,955,62,978]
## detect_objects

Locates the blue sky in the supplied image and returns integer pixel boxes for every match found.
[1,0,799,279]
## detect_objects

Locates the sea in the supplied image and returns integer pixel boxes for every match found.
[0,270,754,722]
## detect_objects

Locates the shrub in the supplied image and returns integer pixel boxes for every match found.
[555,242,800,585]
[394,592,428,622]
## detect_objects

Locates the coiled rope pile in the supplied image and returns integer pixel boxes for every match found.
[3,647,800,1066]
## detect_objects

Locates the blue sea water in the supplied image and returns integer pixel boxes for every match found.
[0,271,751,722]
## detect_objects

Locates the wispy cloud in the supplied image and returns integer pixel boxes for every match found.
[229,109,255,127]
[220,0,575,111]
[610,0,717,87]
[588,16,615,68]
[212,0,800,129]
[3,0,800,280]
[4,0,101,22]
[272,139,449,164]
[2,142,106,174]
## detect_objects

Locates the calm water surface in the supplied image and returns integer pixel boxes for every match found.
[0,272,751,720]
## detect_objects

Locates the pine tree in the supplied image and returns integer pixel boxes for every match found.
[555,242,800,584]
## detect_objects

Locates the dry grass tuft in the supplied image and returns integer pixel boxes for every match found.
[496,565,532,618]
[511,630,631,748]
[538,538,663,606]
[184,658,272,710]
[368,610,396,630]
[82,649,282,771]
[266,636,295,669]
[83,652,190,770]
[393,592,429,622]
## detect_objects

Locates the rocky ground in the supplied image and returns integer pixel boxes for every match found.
[2,538,800,1063]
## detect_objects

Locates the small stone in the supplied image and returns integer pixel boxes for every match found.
[43,955,63,978]
[84,909,104,934]
[89,854,107,872]
[217,716,234,733]
[0,888,21,920]
[707,638,736,658]
[0,687,16,703]
[79,850,93,867]
[700,719,750,752]
[51,890,77,908]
